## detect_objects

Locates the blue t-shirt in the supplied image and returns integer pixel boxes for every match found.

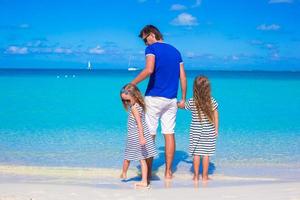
[144,42,183,99]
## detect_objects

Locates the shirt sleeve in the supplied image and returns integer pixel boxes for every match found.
[211,97,218,111]
[185,98,192,111]
[179,52,183,64]
[145,46,155,57]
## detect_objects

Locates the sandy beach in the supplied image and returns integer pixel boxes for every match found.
[0,165,299,200]
[1,180,299,200]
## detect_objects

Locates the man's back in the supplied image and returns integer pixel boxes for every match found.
[145,42,183,99]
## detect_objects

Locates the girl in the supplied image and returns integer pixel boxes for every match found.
[178,76,219,182]
[120,83,157,187]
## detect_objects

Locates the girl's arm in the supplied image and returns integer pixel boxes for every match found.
[131,105,146,145]
[213,109,219,137]
[178,98,191,110]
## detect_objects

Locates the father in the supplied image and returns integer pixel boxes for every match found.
[131,25,187,179]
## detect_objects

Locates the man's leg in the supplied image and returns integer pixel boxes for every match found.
[161,99,177,179]
[164,134,175,179]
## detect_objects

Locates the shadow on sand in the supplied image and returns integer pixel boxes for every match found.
[122,146,216,183]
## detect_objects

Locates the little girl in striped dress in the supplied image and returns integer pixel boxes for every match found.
[120,83,157,187]
[178,76,219,182]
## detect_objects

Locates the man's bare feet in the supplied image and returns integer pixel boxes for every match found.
[120,173,127,179]
[134,181,149,188]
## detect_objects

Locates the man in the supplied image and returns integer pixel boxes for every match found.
[131,25,187,179]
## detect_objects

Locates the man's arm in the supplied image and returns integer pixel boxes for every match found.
[178,63,187,107]
[131,55,155,85]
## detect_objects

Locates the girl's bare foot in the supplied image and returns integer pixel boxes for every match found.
[134,181,149,188]
[193,175,199,181]
[120,173,127,179]
[202,176,211,182]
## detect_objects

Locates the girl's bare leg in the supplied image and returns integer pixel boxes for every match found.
[202,156,210,181]
[120,159,130,179]
[135,159,148,187]
[193,155,200,181]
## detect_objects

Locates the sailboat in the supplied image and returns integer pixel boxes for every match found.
[87,61,92,70]
[127,56,138,71]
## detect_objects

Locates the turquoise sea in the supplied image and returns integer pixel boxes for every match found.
[0,69,300,178]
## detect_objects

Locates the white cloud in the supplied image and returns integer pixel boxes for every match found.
[186,51,196,58]
[27,40,43,47]
[19,24,30,29]
[89,45,105,54]
[265,44,274,49]
[251,40,264,45]
[186,52,215,60]
[257,24,280,31]
[232,55,239,61]
[192,0,202,8]
[31,47,52,54]
[269,0,293,4]
[171,13,198,26]
[5,46,28,54]
[170,4,187,11]
[54,48,72,54]
[271,52,280,60]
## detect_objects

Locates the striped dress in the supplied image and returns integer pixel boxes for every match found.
[124,103,157,161]
[185,97,218,156]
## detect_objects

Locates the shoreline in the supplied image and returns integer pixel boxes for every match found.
[0,182,299,200]
[1,164,299,187]
[0,164,299,199]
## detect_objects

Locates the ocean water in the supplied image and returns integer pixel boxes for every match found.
[0,69,299,175]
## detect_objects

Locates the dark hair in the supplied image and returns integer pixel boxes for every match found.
[139,25,163,40]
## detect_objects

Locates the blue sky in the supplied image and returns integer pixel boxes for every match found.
[0,0,300,71]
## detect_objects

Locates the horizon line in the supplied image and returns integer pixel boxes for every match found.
[0,67,300,73]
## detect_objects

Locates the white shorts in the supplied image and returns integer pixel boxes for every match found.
[144,96,177,135]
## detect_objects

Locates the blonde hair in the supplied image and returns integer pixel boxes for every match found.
[193,76,214,123]
[120,83,146,111]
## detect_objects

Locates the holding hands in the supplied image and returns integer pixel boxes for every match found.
[177,99,185,109]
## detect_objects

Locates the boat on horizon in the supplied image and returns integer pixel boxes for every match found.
[87,61,92,70]
[128,67,139,71]
[127,56,139,71]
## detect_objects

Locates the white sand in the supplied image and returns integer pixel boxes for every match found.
[0,165,299,200]
[0,182,299,200]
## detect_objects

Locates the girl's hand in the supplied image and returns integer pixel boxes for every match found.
[139,137,146,146]
[177,100,185,109]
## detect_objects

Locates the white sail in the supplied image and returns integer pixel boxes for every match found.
[87,61,92,70]
[127,56,139,71]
